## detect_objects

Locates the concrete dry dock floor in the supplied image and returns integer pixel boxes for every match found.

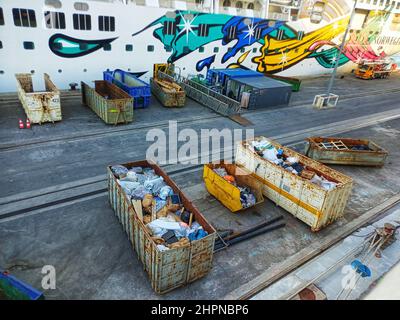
[1,74,400,299]
[1,117,400,299]
[1,75,400,199]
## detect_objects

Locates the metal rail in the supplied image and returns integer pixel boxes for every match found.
[157,71,241,116]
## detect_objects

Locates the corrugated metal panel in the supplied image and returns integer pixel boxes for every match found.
[305,137,388,167]
[15,73,61,124]
[235,137,353,231]
[107,160,216,294]
[81,80,133,124]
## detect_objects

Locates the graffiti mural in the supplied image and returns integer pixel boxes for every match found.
[49,34,118,58]
[131,9,393,74]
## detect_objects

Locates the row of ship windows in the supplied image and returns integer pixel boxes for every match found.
[0,39,263,54]
[1,39,317,55]
[0,7,115,31]
[0,7,299,40]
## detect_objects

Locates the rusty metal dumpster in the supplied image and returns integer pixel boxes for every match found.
[107,160,216,294]
[15,73,61,124]
[235,137,353,231]
[81,81,133,125]
[203,162,264,213]
[305,137,388,167]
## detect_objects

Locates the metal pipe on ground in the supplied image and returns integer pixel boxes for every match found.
[224,216,284,241]
[214,221,286,251]
[226,222,286,247]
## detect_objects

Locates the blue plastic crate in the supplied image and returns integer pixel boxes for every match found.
[103,69,151,109]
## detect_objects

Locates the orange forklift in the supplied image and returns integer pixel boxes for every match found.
[355,60,396,80]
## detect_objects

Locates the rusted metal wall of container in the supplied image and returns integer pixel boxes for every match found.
[81,81,133,124]
[305,137,388,167]
[150,78,185,107]
[235,137,353,231]
[15,73,61,124]
[107,160,216,294]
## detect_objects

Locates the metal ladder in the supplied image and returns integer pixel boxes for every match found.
[157,70,242,117]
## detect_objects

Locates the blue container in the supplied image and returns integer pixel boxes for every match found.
[103,69,151,109]
[0,271,44,300]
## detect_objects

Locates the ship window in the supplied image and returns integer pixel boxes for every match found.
[268,21,275,27]
[44,11,66,29]
[297,30,304,40]
[373,0,377,4]
[99,16,115,32]
[254,28,263,39]
[13,8,37,27]
[147,45,154,52]
[252,48,257,53]
[213,47,219,53]
[74,2,89,11]
[103,44,111,51]
[248,3,254,9]
[0,7,4,25]
[277,29,285,40]
[45,0,62,9]
[163,21,176,35]
[73,14,91,30]
[125,44,133,51]
[241,47,245,53]
[183,46,190,54]
[199,46,204,53]
[79,43,88,50]
[23,41,35,50]
[165,46,172,52]
[236,1,243,9]
[397,2,400,9]
[223,0,231,7]
[0,41,2,49]
[198,24,210,37]
[227,26,237,40]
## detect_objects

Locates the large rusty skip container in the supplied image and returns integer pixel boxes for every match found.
[81,80,133,124]
[15,73,61,124]
[305,137,388,167]
[107,160,216,294]
[235,137,353,231]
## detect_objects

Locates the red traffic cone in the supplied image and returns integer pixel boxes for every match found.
[26,119,31,129]
[19,119,24,129]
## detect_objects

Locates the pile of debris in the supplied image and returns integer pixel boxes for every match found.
[111,165,208,251]
[251,139,337,191]
[213,167,257,209]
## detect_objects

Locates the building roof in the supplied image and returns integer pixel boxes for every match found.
[209,68,263,78]
[234,76,292,90]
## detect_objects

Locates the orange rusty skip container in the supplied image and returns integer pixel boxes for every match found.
[235,137,353,232]
[107,160,216,294]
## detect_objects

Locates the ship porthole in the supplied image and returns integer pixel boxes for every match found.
[58,69,62,73]
[0,70,4,74]
[30,70,35,74]
[83,68,87,72]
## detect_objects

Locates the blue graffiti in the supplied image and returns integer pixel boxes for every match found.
[196,55,216,72]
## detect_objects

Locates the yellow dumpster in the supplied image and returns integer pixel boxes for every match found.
[203,162,264,212]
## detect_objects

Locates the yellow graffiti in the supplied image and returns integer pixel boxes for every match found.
[253,17,349,73]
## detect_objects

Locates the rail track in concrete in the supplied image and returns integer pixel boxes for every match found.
[1,86,400,152]
[1,106,400,222]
